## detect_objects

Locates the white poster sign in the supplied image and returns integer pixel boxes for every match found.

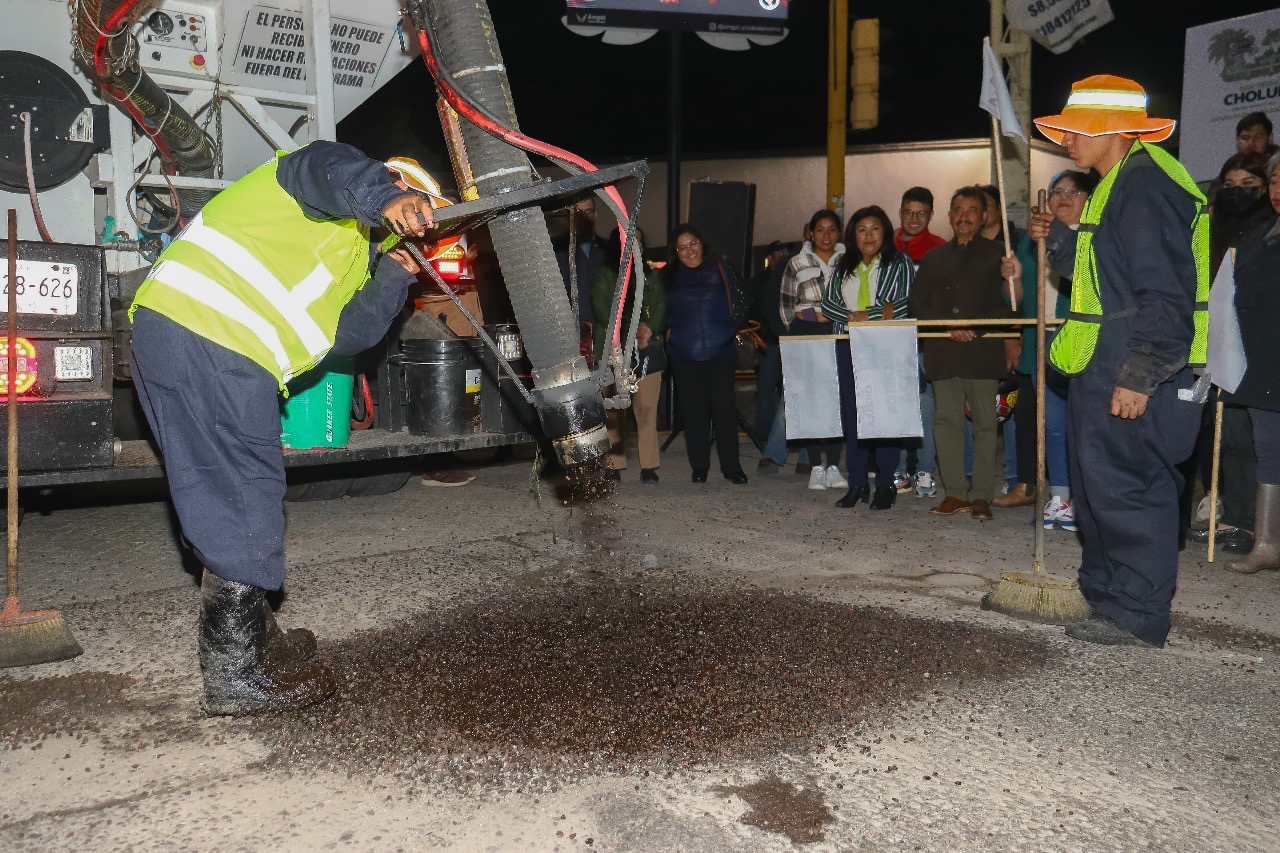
[1180,9,1280,183]
[848,326,923,440]
[1005,0,1114,55]
[780,338,842,440]
[232,5,394,93]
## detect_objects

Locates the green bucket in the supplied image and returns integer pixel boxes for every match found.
[281,358,354,449]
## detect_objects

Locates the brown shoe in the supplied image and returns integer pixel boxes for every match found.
[992,483,1035,508]
[930,496,972,516]
[795,462,814,476]
[970,499,993,521]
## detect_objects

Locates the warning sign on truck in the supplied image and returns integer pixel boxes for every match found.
[231,4,394,90]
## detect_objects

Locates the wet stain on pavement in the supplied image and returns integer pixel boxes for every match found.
[0,672,136,748]
[717,775,835,844]
[251,575,1050,786]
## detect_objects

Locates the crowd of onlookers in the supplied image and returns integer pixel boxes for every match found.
[554,110,1280,562]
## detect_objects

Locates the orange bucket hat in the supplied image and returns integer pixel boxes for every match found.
[1034,74,1175,145]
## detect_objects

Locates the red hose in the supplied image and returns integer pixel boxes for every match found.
[351,373,375,430]
[415,27,634,353]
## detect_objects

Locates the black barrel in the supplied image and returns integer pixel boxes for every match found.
[401,338,484,437]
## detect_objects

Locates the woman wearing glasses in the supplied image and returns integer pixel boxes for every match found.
[1008,169,1098,532]
[662,224,750,484]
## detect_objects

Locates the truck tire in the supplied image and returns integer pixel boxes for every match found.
[345,471,412,498]
[284,478,354,502]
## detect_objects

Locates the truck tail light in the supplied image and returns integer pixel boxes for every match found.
[429,239,470,282]
[0,337,37,395]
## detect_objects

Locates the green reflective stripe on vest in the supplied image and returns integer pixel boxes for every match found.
[1049,140,1210,375]
[130,151,371,387]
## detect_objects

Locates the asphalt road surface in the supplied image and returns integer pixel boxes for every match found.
[2,438,1278,851]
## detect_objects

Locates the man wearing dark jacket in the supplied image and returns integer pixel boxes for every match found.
[910,187,1019,522]
[1030,75,1206,648]
[130,141,435,714]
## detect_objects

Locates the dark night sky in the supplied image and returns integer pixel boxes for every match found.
[340,1,1279,172]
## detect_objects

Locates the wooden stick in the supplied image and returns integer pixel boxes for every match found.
[6,210,17,605]
[1034,190,1048,576]
[1208,397,1223,563]
[991,112,1018,309]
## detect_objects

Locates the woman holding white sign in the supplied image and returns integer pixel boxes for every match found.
[821,205,914,510]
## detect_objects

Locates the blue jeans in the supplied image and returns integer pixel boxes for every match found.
[896,355,936,478]
[765,396,810,466]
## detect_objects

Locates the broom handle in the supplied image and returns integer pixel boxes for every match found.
[1034,191,1047,575]
[6,210,17,603]
[1208,397,1223,563]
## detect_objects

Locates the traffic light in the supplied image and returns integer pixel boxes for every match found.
[850,18,879,130]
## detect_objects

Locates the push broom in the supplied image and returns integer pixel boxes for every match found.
[0,209,82,667]
[981,190,1090,625]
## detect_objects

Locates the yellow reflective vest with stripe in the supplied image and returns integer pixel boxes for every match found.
[1049,141,1209,375]
[130,153,372,390]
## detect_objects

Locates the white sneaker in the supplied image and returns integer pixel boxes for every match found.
[825,467,849,490]
[914,470,936,498]
[808,465,829,490]
[1043,496,1078,532]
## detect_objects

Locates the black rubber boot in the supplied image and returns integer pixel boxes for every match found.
[199,572,336,716]
[1226,484,1280,574]
[260,599,318,670]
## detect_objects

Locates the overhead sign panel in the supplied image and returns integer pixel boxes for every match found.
[564,0,788,36]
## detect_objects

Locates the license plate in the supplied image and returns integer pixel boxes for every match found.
[0,260,79,316]
[54,346,93,380]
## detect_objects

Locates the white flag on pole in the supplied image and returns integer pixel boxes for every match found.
[1207,250,1247,393]
[848,325,923,440]
[979,37,1027,142]
[780,338,842,440]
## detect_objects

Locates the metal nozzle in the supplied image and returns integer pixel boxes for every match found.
[534,380,610,467]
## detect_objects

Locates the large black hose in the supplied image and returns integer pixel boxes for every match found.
[423,0,607,465]
[73,0,216,215]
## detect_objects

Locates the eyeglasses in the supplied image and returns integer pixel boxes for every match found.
[573,207,596,217]
[1050,188,1087,198]
[901,209,930,219]
[676,239,701,253]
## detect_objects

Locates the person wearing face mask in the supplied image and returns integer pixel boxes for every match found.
[1184,152,1274,554]
[1220,152,1280,574]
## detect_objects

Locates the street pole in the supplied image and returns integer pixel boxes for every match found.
[989,0,1032,227]
[826,0,848,219]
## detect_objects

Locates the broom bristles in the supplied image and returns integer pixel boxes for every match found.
[0,611,83,668]
[981,571,1091,626]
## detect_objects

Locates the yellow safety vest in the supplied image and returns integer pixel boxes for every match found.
[130,152,372,389]
[1049,141,1209,375]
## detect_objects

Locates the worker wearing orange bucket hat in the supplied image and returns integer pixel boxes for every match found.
[1028,75,1209,648]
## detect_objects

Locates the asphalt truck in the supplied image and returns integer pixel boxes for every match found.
[0,0,646,508]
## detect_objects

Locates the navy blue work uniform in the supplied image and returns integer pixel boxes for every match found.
[130,143,416,590]
[1045,149,1204,646]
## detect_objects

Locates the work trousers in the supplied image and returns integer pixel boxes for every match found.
[606,371,663,470]
[1220,405,1257,529]
[1070,365,1201,646]
[836,338,897,487]
[130,308,288,590]
[933,377,999,503]
[670,354,742,475]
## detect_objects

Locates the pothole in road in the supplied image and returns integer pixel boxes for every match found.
[716,775,835,845]
[251,574,1051,787]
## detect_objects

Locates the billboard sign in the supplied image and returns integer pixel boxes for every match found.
[564,0,788,36]
[1180,9,1280,182]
